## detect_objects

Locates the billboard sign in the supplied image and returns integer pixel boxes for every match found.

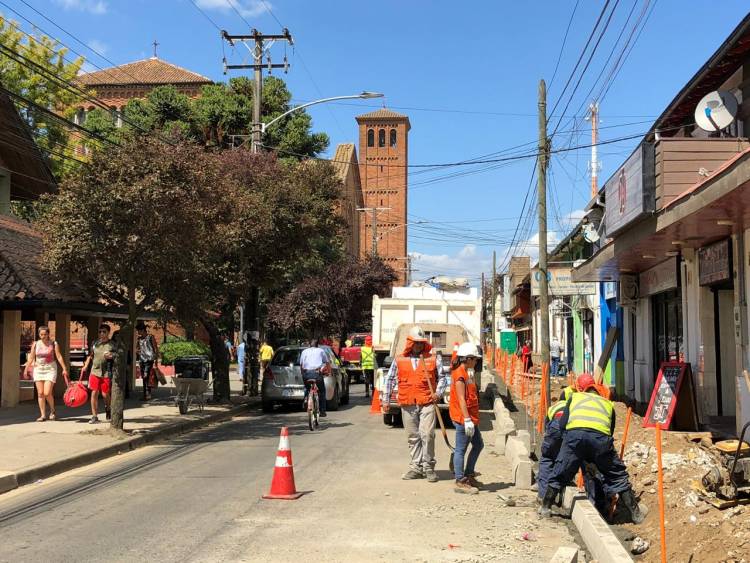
[531,268,597,296]
[604,142,655,236]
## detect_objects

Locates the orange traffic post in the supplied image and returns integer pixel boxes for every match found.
[656,423,667,563]
[619,407,633,458]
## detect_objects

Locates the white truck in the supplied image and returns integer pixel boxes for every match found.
[371,285,482,361]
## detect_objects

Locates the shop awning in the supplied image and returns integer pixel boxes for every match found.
[573,148,750,282]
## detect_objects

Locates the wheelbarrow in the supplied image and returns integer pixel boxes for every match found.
[172,355,211,415]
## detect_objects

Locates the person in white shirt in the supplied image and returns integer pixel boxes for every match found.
[299,339,331,417]
[550,336,561,378]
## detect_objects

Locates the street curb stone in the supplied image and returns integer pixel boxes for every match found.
[571,499,633,562]
[9,402,251,492]
[0,471,18,495]
[549,546,578,563]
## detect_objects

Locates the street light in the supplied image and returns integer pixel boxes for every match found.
[260,91,385,134]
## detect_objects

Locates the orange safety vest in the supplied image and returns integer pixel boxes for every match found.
[396,355,437,406]
[449,364,480,425]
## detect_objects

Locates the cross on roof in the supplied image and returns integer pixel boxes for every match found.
[152,39,159,58]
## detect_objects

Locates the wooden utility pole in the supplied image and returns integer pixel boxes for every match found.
[491,251,497,352]
[221,28,292,397]
[588,101,600,198]
[537,79,551,405]
[481,271,486,350]
[357,206,391,256]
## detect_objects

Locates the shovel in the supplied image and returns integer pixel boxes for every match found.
[420,355,455,473]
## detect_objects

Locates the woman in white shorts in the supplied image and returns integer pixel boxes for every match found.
[25,325,70,421]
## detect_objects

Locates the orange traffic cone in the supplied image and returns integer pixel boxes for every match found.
[369,388,381,414]
[263,427,303,500]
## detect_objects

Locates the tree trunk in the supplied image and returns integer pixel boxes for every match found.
[111,289,136,430]
[203,319,230,402]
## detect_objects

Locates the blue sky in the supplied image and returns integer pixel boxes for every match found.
[8,0,750,284]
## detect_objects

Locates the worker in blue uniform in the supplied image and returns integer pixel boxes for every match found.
[539,376,647,523]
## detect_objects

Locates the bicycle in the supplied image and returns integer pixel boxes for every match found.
[305,378,320,431]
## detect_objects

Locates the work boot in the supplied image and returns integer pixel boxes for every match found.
[619,489,648,524]
[466,475,484,489]
[454,478,479,495]
[402,469,424,480]
[538,486,559,518]
[424,468,439,483]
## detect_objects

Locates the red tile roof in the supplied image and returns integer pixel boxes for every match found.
[77,57,212,87]
[356,108,410,121]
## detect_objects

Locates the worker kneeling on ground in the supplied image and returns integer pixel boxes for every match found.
[539,375,647,523]
[450,342,484,494]
[382,326,445,482]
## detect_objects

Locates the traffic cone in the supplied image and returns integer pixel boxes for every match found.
[263,427,303,500]
[369,388,381,414]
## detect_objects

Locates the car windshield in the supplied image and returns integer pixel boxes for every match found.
[351,336,366,346]
[271,348,302,366]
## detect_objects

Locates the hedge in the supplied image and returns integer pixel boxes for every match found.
[160,339,211,365]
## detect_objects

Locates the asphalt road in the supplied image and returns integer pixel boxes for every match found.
[0,386,578,562]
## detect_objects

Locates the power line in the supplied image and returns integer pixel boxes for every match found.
[187,0,223,30]
[549,0,580,91]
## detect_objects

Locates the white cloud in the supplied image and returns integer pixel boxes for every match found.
[410,244,492,285]
[561,209,586,228]
[195,0,268,18]
[54,0,107,15]
[87,39,108,56]
[514,231,560,266]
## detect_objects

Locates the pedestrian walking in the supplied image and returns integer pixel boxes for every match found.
[237,336,247,386]
[381,326,445,482]
[449,342,484,494]
[224,336,235,362]
[521,340,533,373]
[550,336,561,378]
[260,339,274,375]
[81,324,117,424]
[136,322,159,401]
[300,339,330,417]
[360,335,376,397]
[25,325,70,421]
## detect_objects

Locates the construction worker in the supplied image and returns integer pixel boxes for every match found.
[361,335,376,398]
[449,342,484,494]
[382,326,444,482]
[539,374,646,523]
[537,375,609,511]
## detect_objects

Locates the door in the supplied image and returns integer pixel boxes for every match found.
[715,289,737,416]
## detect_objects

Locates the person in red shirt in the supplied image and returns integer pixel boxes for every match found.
[449,342,484,494]
[521,340,533,373]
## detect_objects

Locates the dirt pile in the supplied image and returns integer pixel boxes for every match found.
[612,402,750,563]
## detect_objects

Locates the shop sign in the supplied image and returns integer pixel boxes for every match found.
[639,257,679,297]
[698,239,731,286]
[604,142,656,236]
[531,267,597,296]
[603,281,617,300]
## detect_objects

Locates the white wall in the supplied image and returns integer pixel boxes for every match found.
[633,297,653,405]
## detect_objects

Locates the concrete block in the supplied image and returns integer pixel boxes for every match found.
[513,459,533,489]
[515,429,531,452]
[562,486,587,516]
[571,499,633,563]
[504,436,529,463]
[549,546,578,563]
[0,471,18,494]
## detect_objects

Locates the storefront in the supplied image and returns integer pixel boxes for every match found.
[641,257,683,380]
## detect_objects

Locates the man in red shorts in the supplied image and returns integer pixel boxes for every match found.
[82,324,117,424]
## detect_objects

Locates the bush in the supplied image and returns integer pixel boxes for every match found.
[160,338,211,365]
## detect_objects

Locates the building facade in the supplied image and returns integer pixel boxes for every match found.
[332,143,363,258]
[355,109,410,285]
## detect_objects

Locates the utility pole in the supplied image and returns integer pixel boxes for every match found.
[537,79,551,405]
[481,271,486,350]
[357,206,391,255]
[221,28,293,398]
[491,251,497,352]
[587,101,600,199]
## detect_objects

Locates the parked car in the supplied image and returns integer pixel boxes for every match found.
[261,345,350,413]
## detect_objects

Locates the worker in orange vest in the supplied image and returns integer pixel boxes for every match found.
[381,326,445,482]
[449,342,484,494]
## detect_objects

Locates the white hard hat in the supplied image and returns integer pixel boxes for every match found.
[408,326,427,342]
[457,342,481,358]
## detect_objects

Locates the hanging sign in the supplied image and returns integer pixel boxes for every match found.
[698,238,732,286]
[531,268,596,296]
[639,258,679,297]
[604,142,656,235]
[643,361,699,430]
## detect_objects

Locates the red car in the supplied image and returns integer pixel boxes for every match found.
[340,333,370,383]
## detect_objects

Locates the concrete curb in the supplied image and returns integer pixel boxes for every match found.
[0,471,18,495]
[487,380,533,489]
[571,498,633,562]
[9,402,251,491]
[549,546,579,563]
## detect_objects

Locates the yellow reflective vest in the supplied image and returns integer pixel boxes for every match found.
[565,391,614,435]
[361,346,375,370]
[562,385,575,401]
[547,400,567,421]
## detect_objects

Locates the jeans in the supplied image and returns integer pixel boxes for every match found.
[363,369,374,395]
[302,369,326,415]
[139,360,154,394]
[550,357,560,377]
[452,421,484,480]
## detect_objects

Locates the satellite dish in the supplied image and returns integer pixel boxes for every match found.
[582,222,600,243]
[695,90,738,132]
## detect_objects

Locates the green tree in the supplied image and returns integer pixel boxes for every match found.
[0,16,84,177]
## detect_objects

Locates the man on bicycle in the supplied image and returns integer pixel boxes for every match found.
[300,339,330,417]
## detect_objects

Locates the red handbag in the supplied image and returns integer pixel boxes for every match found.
[64,382,89,408]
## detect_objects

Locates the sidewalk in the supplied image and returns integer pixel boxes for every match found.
[0,377,255,493]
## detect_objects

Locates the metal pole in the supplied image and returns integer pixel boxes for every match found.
[491,251,497,351]
[251,34,263,154]
[372,207,378,255]
[537,79,551,405]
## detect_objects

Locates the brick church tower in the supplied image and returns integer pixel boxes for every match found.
[355,109,411,285]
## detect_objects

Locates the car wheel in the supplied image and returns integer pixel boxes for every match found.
[328,385,340,411]
[261,400,274,413]
[341,376,350,405]
[383,413,394,426]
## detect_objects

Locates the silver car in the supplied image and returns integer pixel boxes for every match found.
[261,345,350,413]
